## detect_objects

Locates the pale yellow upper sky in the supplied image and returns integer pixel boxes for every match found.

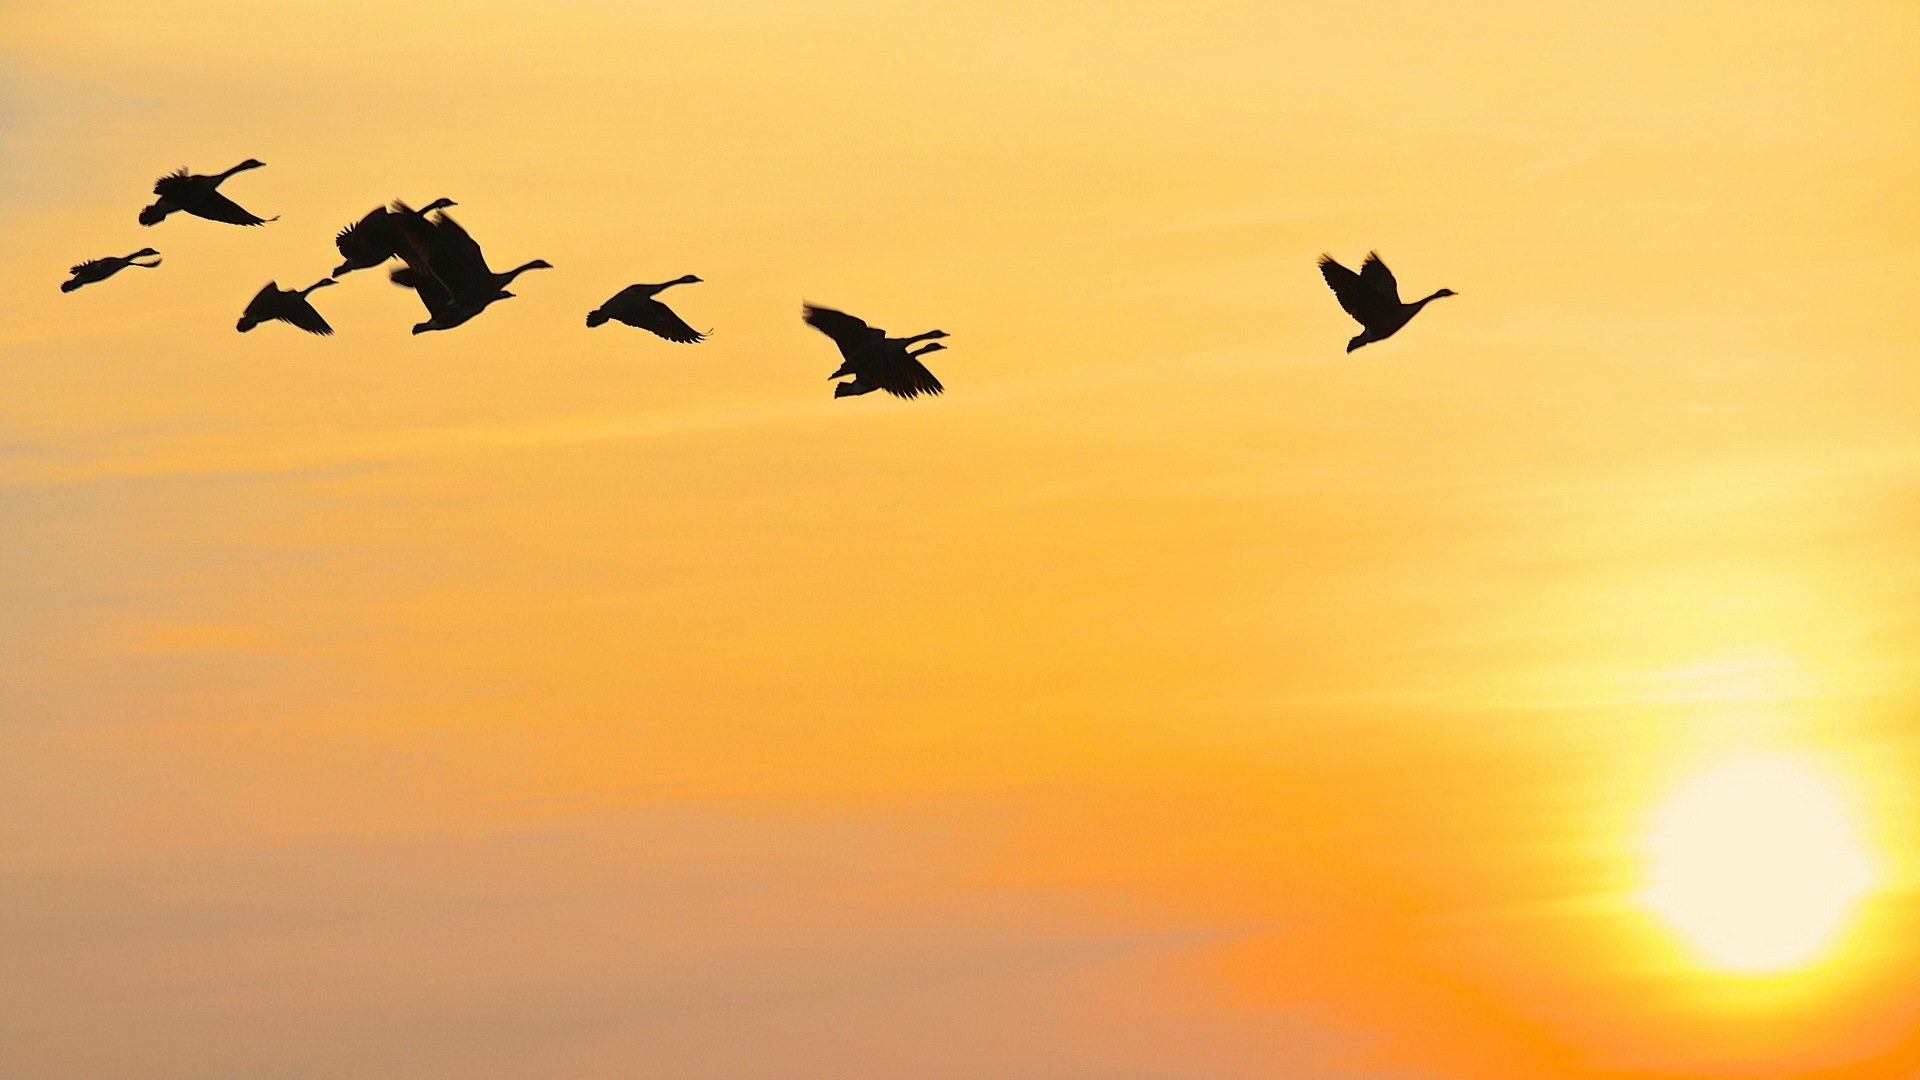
[4,2,1920,1078]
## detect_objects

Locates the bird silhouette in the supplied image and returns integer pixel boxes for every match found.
[803,304,948,399]
[586,276,706,342]
[236,277,337,335]
[833,342,947,399]
[1318,252,1454,352]
[390,206,549,333]
[61,249,161,292]
[140,160,276,226]
[389,265,515,334]
[331,198,456,277]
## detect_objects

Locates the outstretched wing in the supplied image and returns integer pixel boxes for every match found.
[418,211,496,302]
[391,265,453,316]
[152,168,192,197]
[240,283,281,322]
[390,208,473,305]
[188,190,274,226]
[281,299,334,336]
[1319,254,1392,326]
[632,298,706,343]
[803,304,883,353]
[69,258,106,274]
[1359,251,1401,303]
[882,353,945,399]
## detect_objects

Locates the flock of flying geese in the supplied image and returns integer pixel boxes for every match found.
[61,160,1457,399]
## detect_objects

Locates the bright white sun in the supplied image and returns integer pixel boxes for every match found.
[1641,754,1876,973]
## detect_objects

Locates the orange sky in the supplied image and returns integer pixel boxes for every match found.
[4,2,1920,1077]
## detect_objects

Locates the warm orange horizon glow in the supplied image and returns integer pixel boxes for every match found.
[5,1,1920,1078]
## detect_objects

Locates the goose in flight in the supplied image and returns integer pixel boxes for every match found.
[803,304,948,399]
[834,342,946,399]
[586,276,706,342]
[1318,252,1454,352]
[236,277,338,335]
[390,206,549,332]
[389,265,514,334]
[139,160,276,226]
[61,248,161,292]
[331,197,456,277]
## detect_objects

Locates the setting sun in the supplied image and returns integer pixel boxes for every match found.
[1642,755,1878,974]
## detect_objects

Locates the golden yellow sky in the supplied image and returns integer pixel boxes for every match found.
[4,1,1920,1077]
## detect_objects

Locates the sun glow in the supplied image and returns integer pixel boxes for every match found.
[1642,755,1877,974]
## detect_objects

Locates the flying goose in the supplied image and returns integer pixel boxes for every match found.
[236,278,338,335]
[586,276,706,342]
[140,160,276,226]
[61,248,161,292]
[1318,252,1454,352]
[803,304,948,399]
[331,197,456,277]
[833,342,947,399]
[391,204,552,307]
[389,265,514,334]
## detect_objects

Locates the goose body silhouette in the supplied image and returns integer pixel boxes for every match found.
[236,277,337,335]
[390,265,514,334]
[62,249,161,292]
[1318,252,1454,351]
[833,342,946,398]
[332,197,456,277]
[140,160,276,226]
[391,206,549,332]
[803,304,948,399]
[587,276,706,342]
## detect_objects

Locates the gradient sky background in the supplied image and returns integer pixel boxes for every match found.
[4,1,1920,1077]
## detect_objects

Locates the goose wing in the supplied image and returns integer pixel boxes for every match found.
[1319,255,1395,326]
[1359,251,1401,303]
[627,296,706,343]
[68,257,109,274]
[418,211,497,301]
[803,304,884,357]
[280,298,335,336]
[152,168,194,198]
[390,265,454,316]
[881,352,944,399]
[187,190,273,226]
[390,209,469,304]
[240,283,282,322]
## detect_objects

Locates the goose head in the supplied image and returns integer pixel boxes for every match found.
[131,248,160,258]
[422,198,457,213]
[674,274,703,285]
